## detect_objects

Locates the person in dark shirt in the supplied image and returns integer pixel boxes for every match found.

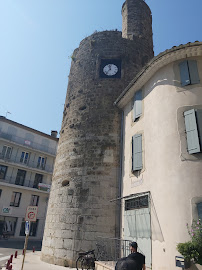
[127,242,145,270]
[115,242,145,270]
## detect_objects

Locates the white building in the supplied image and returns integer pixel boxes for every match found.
[114,42,202,270]
[0,116,58,240]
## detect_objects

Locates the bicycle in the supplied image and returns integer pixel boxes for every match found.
[76,250,96,270]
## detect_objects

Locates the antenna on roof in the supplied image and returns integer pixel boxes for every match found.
[5,111,11,118]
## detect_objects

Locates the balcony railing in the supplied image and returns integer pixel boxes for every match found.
[0,176,50,192]
[0,153,54,173]
[0,131,57,156]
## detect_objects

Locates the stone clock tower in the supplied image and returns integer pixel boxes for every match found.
[41,0,153,266]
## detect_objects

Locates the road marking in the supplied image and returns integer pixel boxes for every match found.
[0,256,10,261]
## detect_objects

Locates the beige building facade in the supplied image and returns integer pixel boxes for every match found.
[114,42,202,270]
[0,116,58,239]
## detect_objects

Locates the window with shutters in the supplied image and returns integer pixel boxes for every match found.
[10,192,22,207]
[133,90,142,121]
[179,60,200,86]
[184,109,202,154]
[132,134,143,171]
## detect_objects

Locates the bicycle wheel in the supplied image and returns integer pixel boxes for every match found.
[81,258,95,270]
[76,256,85,270]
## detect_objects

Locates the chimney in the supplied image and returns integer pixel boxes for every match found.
[51,130,58,138]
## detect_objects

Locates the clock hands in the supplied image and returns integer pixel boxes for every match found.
[103,64,118,76]
[106,65,112,75]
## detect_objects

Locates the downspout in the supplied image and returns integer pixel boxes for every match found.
[117,111,124,239]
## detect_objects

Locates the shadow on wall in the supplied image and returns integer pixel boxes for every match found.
[150,196,164,242]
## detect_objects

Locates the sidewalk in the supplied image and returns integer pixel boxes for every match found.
[2,251,76,270]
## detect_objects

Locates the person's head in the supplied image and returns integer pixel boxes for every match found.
[129,242,138,253]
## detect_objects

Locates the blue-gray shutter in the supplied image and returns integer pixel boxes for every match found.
[133,90,142,121]
[179,61,190,86]
[132,134,143,171]
[196,109,202,145]
[184,109,200,154]
[197,202,202,220]
[188,60,200,85]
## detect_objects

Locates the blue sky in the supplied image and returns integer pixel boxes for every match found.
[0,0,202,136]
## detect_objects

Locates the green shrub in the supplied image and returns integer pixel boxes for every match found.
[177,219,202,265]
[177,242,200,262]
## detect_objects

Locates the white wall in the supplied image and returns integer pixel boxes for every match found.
[122,57,202,270]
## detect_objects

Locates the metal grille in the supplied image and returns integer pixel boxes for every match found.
[95,237,131,261]
[125,195,148,211]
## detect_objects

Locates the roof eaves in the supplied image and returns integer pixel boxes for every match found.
[114,41,202,108]
[0,116,59,141]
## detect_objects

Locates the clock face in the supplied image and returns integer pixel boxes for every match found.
[100,59,121,78]
[103,64,118,76]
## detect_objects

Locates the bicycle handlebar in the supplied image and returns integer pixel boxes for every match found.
[78,249,95,256]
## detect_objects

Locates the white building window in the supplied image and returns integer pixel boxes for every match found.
[2,146,12,159]
[30,195,39,206]
[10,192,22,207]
[197,202,202,220]
[20,152,30,164]
[37,156,46,170]
[0,165,7,179]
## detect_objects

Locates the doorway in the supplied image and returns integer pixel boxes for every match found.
[124,193,152,269]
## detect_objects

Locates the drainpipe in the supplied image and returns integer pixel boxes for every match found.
[117,111,124,239]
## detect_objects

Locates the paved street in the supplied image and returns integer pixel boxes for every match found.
[0,248,23,269]
[1,251,77,270]
[0,239,42,269]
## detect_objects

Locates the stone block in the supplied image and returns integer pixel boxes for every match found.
[84,231,95,241]
[63,239,73,249]
[51,238,64,249]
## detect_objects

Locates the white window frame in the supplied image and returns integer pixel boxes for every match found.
[10,192,22,207]
[30,195,39,206]
[2,145,12,159]
[20,151,30,164]
[37,156,46,170]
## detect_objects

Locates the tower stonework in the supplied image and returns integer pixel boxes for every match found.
[41,0,153,266]
[122,0,153,49]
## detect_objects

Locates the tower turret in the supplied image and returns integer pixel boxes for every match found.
[122,0,153,51]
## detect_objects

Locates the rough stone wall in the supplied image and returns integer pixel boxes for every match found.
[41,1,153,267]
[122,0,153,52]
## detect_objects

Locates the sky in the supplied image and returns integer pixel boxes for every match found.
[0,0,202,136]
